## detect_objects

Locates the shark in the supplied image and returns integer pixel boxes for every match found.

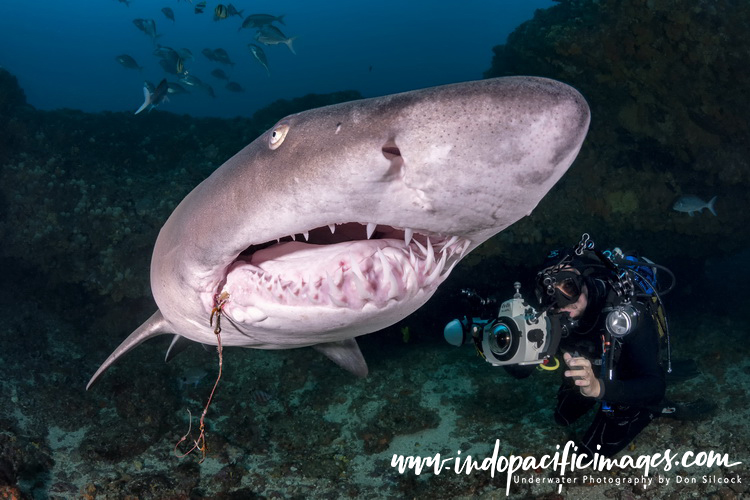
[87,76,590,388]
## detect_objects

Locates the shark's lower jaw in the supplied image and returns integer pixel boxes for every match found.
[221,222,471,320]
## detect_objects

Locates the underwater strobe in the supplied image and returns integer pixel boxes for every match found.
[444,283,562,366]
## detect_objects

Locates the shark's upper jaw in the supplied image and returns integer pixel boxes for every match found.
[221,221,470,325]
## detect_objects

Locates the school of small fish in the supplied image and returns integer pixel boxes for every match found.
[115,1,295,113]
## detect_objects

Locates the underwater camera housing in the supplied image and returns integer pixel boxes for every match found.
[444,284,563,366]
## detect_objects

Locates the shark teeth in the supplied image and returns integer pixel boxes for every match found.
[404,228,413,246]
[228,231,471,311]
[423,247,448,286]
[377,248,400,300]
[277,222,468,254]
[227,222,472,312]
[425,237,435,270]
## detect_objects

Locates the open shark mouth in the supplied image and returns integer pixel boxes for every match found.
[221,222,471,317]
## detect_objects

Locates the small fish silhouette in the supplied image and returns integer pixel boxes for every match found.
[250,390,274,405]
[178,367,208,388]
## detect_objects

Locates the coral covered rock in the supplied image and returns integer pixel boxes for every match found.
[480,0,750,269]
[0,68,27,117]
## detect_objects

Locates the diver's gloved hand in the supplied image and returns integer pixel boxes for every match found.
[563,352,601,398]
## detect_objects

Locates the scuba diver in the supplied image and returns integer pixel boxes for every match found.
[444,234,713,457]
[533,237,667,457]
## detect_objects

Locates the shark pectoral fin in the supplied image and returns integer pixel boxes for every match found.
[86,311,170,390]
[165,334,193,362]
[164,334,213,362]
[313,339,369,378]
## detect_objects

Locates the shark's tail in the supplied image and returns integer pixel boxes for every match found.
[134,84,152,114]
[707,195,718,216]
[86,311,170,389]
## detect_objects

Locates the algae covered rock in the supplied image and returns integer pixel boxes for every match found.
[0,67,27,117]
[479,0,750,267]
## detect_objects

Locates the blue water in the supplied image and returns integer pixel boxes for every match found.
[0,0,553,118]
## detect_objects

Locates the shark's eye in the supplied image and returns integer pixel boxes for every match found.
[269,123,290,150]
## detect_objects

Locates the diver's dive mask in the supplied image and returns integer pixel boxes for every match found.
[535,268,584,310]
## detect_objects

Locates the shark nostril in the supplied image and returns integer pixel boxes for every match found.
[382,145,401,160]
[381,140,404,180]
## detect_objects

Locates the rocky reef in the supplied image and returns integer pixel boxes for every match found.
[477,0,749,279]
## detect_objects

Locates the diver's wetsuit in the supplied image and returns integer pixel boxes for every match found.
[554,276,666,457]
